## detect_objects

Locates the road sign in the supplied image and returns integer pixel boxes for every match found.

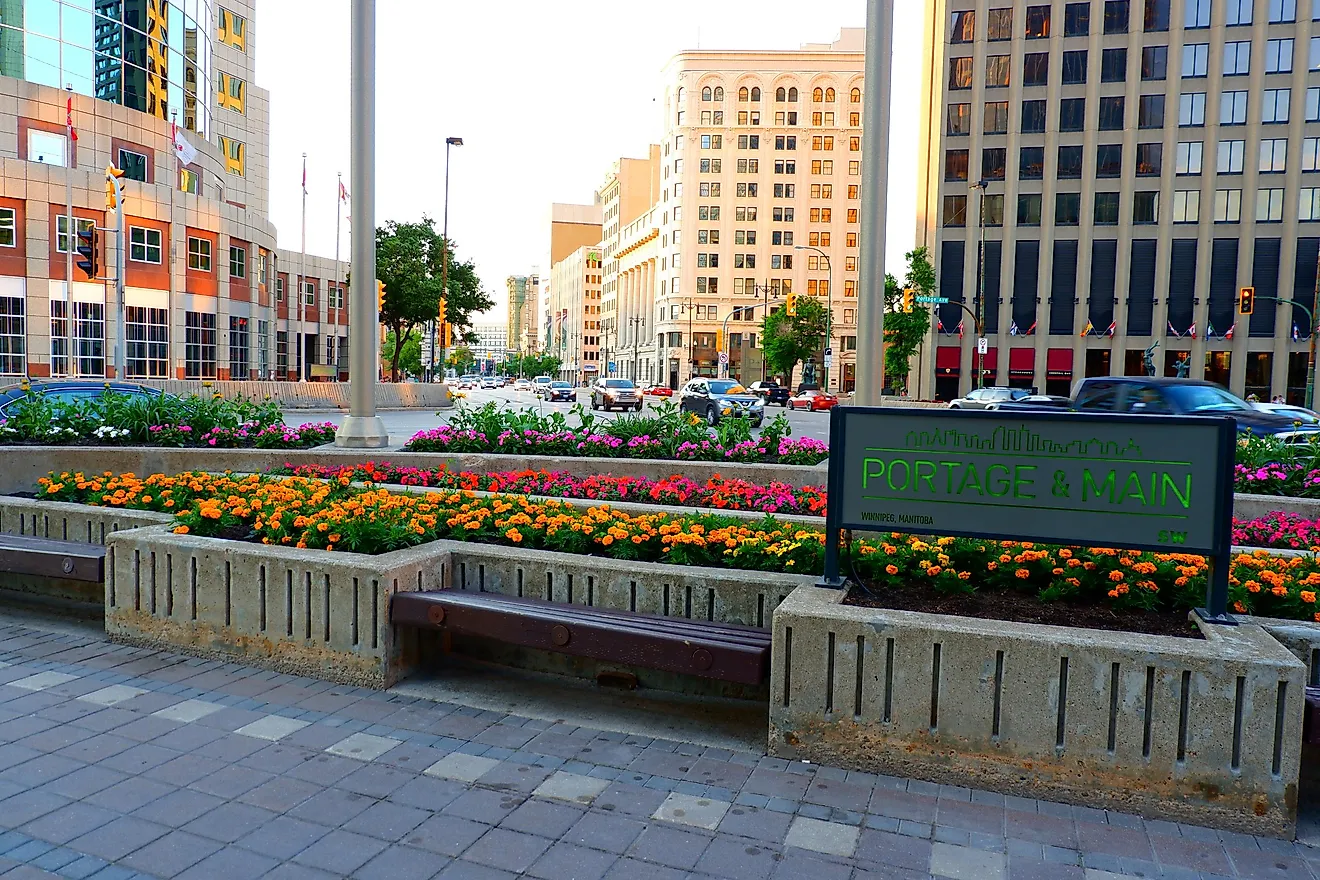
[824,347,833,356]
[824,354,833,368]
[915,296,949,304]
[718,351,729,365]
[977,337,988,354]
[608,361,616,372]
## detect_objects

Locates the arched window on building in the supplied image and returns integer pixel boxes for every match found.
[850,87,861,103]
[750,87,761,102]
[702,87,712,101]
[813,87,824,102]
[677,87,685,102]
[714,86,724,101]
[738,87,749,102]
[776,87,786,101]
[788,87,799,102]
[825,87,836,102]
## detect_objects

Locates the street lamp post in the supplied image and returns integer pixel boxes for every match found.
[970,179,988,390]
[335,0,388,448]
[796,245,834,393]
[855,0,894,405]
[432,136,463,383]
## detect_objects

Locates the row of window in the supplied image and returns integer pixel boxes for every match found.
[696,135,860,153]
[697,86,861,104]
[951,0,1303,44]
[185,238,248,277]
[690,110,859,128]
[949,37,1309,91]
[946,186,1320,227]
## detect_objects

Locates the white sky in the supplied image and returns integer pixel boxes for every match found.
[257,1,924,322]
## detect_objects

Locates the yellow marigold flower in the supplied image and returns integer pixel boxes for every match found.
[1014,568,1031,580]
[1302,591,1317,604]
[1108,570,1124,582]
[173,525,189,534]
[885,564,898,575]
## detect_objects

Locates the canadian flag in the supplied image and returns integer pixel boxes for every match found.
[66,97,77,143]
[171,121,197,166]
[339,180,349,202]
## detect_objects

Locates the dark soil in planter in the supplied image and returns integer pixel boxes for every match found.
[844,582,1203,639]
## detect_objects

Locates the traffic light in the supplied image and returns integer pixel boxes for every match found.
[902,288,915,313]
[715,329,722,351]
[104,165,125,211]
[1238,286,1255,315]
[786,292,798,317]
[443,323,454,347]
[436,297,447,325]
[377,280,386,312]
[75,226,99,280]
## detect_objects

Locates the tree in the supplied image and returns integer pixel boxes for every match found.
[761,297,827,386]
[446,346,475,374]
[381,330,421,378]
[376,217,492,381]
[501,352,562,378]
[882,247,936,394]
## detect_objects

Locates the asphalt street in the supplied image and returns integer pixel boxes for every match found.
[288,386,834,446]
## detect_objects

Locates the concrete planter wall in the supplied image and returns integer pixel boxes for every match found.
[0,497,173,543]
[0,446,829,496]
[103,526,451,689]
[769,586,1306,838]
[1234,493,1320,521]
[128,379,454,410]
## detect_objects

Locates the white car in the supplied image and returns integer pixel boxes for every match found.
[481,377,499,390]
[532,376,553,397]
[513,378,533,392]
[1251,402,1320,427]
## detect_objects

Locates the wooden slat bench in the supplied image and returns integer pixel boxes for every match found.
[0,534,105,583]
[391,591,771,685]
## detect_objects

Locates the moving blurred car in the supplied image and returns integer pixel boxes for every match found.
[545,381,577,403]
[532,376,553,397]
[947,387,1031,409]
[0,380,167,417]
[513,378,533,392]
[591,378,642,411]
[643,384,674,397]
[788,388,839,411]
[480,377,499,390]
[985,394,1073,411]
[1251,402,1320,426]
[679,379,765,427]
[747,380,791,407]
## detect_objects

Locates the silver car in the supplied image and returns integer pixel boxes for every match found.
[948,387,1031,409]
[591,378,642,412]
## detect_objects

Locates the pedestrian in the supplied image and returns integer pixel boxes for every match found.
[1272,395,1285,404]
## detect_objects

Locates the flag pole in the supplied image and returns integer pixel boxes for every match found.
[299,153,307,382]
[335,172,343,379]
[65,85,76,379]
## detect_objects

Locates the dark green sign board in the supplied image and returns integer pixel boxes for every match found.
[821,407,1238,620]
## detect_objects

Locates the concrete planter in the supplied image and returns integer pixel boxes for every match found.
[103,526,451,688]
[1234,492,1320,521]
[129,379,454,410]
[769,586,1306,838]
[0,446,828,496]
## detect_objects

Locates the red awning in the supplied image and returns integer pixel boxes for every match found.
[1046,347,1073,377]
[1008,347,1034,376]
[935,347,961,374]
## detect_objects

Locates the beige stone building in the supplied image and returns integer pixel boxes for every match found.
[598,147,661,377]
[613,205,662,382]
[505,273,539,354]
[654,30,868,390]
[0,0,347,382]
[548,244,604,383]
[916,0,1320,402]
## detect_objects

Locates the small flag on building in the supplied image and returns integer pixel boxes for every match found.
[339,180,349,202]
[1225,323,1236,339]
[171,121,197,166]
[301,157,308,195]
[66,97,77,143]
[957,320,964,339]
[1187,323,1197,339]
[1294,324,1301,342]
[1207,321,1216,339]
[1105,321,1117,337]
[1026,321,1037,336]
[1080,320,1093,338]
[1008,322,1020,336]
[1168,321,1181,339]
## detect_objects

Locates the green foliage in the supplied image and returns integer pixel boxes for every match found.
[376,217,492,380]
[446,346,476,373]
[882,247,937,394]
[381,330,421,378]
[500,352,563,378]
[761,296,828,385]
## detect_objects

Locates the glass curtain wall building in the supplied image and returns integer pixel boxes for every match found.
[0,0,211,135]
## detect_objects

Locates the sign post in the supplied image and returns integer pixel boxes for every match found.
[820,407,1238,623]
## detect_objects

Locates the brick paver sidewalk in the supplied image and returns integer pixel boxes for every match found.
[0,614,1316,880]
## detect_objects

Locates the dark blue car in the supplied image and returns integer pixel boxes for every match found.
[0,380,167,418]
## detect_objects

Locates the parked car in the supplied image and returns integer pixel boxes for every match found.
[591,378,642,411]
[679,378,765,427]
[1251,402,1320,426]
[788,389,840,412]
[643,384,674,397]
[531,376,553,397]
[545,381,577,403]
[947,387,1031,409]
[0,380,167,417]
[513,378,533,392]
[747,381,791,407]
[1059,377,1319,437]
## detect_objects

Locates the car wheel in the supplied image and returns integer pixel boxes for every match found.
[752,419,763,428]
[706,406,719,426]
[949,404,961,409]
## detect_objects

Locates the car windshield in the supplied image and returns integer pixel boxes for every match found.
[603,379,634,388]
[551,382,570,389]
[709,381,746,394]
[1163,384,1250,413]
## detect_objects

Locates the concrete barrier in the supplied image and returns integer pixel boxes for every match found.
[0,447,829,496]
[130,380,454,410]
[769,585,1305,838]
[1234,493,1320,521]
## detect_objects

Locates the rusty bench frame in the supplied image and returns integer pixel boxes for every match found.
[0,534,106,583]
[391,590,771,685]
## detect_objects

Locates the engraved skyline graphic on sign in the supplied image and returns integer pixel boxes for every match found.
[902,424,1144,459]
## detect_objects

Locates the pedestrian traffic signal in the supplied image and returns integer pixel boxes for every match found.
[1239,286,1255,315]
[902,287,915,313]
[75,226,99,280]
[436,298,447,325]
[786,292,798,317]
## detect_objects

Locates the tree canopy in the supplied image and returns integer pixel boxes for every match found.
[882,247,937,394]
[761,296,828,386]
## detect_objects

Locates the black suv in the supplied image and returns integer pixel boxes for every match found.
[1072,377,1317,436]
[747,381,790,406]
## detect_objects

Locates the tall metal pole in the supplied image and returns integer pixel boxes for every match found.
[114,178,126,378]
[299,153,307,382]
[65,85,76,378]
[971,181,987,390]
[855,0,893,406]
[335,0,388,448]
[1309,244,1320,409]
[439,137,462,381]
[335,171,343,378]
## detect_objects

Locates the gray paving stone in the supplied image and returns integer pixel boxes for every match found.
[459,827,552,873]
[183,801,279,844]
[855,828,933,872]
[84,776,176,814]
[929,841,1006,879]
[118,829,222,878]
[19,801,119,845]
[342,799,430,842]
[129,788,226,829]
[599,856,687,880]
[287,786,375,827]
[440,788,524,825]
[405,815,492,858]
[187,764,273,799]
[424,753,499,783]
[68,815,170,862]
[291,828,388,875]
[784,816,859,857]
[697,835,783,879]
[350,843,447,880]
[235,775,324,813]
[386,775,464,813]
[627,824,711,870]
[525,841,617,880]
[173,844,280,880]
[652,792,729,830]
[436,860,518,880]
[562,812,646,854]
[234,816,331,860]
[337,762,415,799]
[499,798,584,839]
